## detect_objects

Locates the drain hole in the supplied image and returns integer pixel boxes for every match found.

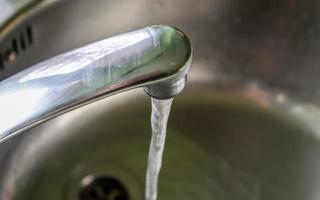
[0,54,3,70]
[26,25,33,44]
[79,176,129,200]
[12,38,18,54]
[19,33,26,50]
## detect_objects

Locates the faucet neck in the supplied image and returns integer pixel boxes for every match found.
[0,25,192,142]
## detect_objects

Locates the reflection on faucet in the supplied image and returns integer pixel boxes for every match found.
[0,25,192,142]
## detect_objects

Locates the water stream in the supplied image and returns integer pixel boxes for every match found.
[145,97,174,200]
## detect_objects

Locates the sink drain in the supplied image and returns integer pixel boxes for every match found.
[79,176,129,200]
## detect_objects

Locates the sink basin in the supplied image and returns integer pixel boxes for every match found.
[1,0,320,199]
[1,86,320,200]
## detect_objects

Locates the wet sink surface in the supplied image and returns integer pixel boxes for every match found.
[1,86,320,200]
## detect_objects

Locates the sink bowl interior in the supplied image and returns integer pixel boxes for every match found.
[1,0,320,199]
[1,86,320,200]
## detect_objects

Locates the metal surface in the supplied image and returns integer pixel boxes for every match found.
[1,0,320,199]
[0,25,191,141]
[0,0,35,28]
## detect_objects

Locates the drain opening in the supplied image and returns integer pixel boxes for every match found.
[79,176,129,200]
[0,54,3,70]
[19,33,26,50]
[12,38,18,54]
[27,25,33,44]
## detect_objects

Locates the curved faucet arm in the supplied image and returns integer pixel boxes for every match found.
[0,25,192,142]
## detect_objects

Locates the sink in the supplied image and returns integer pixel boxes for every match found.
[1,0,320,199]
[1,87,320,200]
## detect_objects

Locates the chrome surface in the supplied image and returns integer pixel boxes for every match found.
[0,0,34,28]
[0,25,192,142]
[1,0,320,200]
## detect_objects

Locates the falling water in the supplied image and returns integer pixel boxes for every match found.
[145,97,174,200]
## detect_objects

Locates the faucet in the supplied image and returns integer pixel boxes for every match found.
[0,25,192,142]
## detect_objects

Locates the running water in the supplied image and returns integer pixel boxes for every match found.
[145,97,174,200]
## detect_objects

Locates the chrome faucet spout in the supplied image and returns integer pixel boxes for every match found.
[0,25,192,142]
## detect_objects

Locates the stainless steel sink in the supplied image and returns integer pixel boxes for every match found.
[1,0,320,199]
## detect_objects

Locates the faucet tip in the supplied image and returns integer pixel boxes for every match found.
[144,75,187,100]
